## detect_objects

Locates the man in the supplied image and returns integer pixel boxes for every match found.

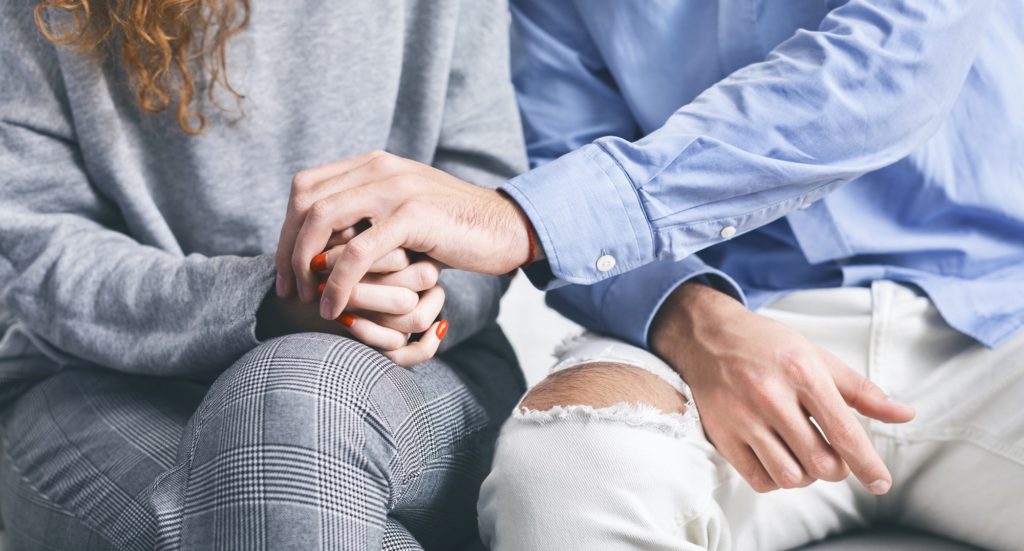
[275,0,1024,548]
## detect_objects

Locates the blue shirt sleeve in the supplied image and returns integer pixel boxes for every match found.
[546,256,745,348]
[508,0,747,348]
[504,0,995,286]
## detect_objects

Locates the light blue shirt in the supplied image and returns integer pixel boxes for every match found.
[503,0,1024,349]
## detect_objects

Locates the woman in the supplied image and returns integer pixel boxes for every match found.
[0,0,526,549]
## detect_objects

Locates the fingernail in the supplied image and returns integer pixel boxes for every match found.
[868,479,890,495]
[320,298,334,319]
[317,281,326,295]
[436,320,449,340]
[275,273,286,296]
[310,252,328,272]
[337,313,355,327]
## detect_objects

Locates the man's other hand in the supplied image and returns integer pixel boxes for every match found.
[651,282,915,494]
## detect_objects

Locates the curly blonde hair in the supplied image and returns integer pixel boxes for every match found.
[35,0,251,135]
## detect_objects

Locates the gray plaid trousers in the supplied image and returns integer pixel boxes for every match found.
[0,329,524,550]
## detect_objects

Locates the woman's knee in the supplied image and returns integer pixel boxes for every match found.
[193,333,401,449]
[219,332,392,408]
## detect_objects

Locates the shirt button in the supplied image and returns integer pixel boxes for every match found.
[596,255,616,272]
[720,225,737,239]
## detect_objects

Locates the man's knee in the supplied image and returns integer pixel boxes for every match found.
[519,362,688,415]
[479,363,714,550]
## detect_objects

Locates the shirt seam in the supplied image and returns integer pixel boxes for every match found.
[650,178,846,234]
[591,142,656,263]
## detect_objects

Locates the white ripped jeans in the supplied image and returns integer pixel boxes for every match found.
[478,282,1024,550]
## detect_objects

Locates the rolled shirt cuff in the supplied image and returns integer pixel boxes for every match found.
[502,143,655,288]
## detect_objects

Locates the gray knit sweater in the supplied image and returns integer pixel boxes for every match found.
[0,0,526,397]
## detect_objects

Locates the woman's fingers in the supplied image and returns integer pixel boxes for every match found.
[337,313,408,352]
[326,282,418,316]
[384,320,448,368]
[319,217,413,319]
[361,260,442,292]
[311,245,410,276]
[357,285,445,334]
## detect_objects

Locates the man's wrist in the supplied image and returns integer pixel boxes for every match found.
[497,190,546,268]
[650,280,733,365]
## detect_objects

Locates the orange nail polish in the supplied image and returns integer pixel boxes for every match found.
[317,282,326,295]
[310,252,328,272]
[436,320,449,340]
[337,313,355,327]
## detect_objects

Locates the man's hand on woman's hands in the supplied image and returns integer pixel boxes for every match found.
[273,150,535,321]
[651,282,915,495]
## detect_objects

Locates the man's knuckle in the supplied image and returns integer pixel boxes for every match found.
[779,352,816,385]
[291,253,307,274]
[826,420,859,449]
[738,462,763,483]
[291,195,312,214]
[748,380,779,406]
[750,476,777,494]
[307,200,332,222]
[291,170,314,191]
[774,468,803,489]
[393,177,422,197]
[794,475,815,488]
[850,377,877,409]
[805,452,840,479]
[275,250,290,269]
[344,239,370,262]
[368,153,394,171]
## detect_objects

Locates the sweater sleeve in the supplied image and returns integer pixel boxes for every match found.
[431,0,529,352]
[0,8,275,376]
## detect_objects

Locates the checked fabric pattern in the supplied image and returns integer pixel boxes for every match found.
[0,331,522,550]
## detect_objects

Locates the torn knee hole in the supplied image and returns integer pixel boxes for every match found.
[519,363,688,415]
